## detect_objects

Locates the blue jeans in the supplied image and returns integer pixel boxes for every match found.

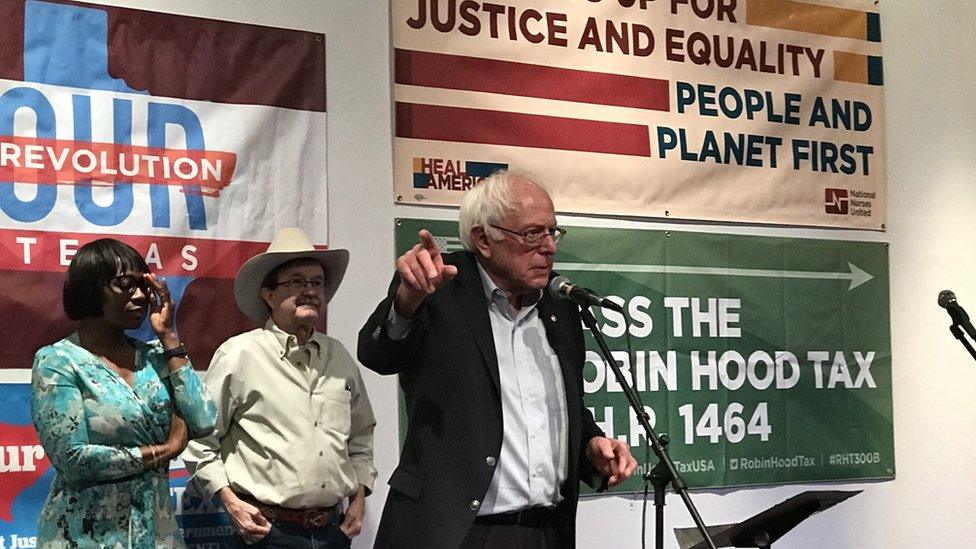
[235,517,351,549]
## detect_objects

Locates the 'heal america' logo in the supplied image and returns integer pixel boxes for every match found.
[412,157,506,191]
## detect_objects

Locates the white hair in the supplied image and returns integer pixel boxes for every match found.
[458,169,549,251]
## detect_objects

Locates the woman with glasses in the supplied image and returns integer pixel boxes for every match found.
[31,238,216,547]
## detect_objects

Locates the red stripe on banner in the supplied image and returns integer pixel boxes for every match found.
[0,267,256,370]
[0,229,284,278]
[396,49,670,112]
[0,229,333,369]
[169,467,189,479]
[396,102,651,157]
[105,6,326,111]
[0,0,325,111]
[0,2,25,83]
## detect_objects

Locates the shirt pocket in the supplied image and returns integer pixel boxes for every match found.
[317,389,352,437]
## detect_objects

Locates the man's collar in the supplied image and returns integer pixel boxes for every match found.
[474,260,542,307]
[264,318,321,358]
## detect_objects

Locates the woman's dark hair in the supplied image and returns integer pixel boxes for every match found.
[63,239,149,320]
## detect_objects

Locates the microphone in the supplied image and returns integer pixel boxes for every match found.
[939,290,976,339]
[548,275,623,312]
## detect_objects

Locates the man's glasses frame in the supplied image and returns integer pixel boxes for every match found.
[271,278,327,292]
[490,224,566,247]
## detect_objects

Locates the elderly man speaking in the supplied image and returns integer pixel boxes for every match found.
[359,170,636,548]
[184,228,376,548]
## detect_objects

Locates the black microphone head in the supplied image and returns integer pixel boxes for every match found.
[939,290,957,309]
[548,275,571,300]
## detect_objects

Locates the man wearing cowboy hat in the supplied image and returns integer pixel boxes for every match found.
[184,227,376,548]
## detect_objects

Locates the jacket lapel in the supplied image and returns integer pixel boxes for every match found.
[451,252,501,394]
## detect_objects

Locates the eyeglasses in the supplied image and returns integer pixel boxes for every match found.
[271,278,327,293]
[490,224,566,247]
[109,274,147,295]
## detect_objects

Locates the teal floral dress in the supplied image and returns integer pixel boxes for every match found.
[31,334,217,548]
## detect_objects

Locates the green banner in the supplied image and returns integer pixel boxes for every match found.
[395,218,893,490]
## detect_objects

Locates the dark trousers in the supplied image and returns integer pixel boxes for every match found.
[235,521,351,549]
[459,522,564,549]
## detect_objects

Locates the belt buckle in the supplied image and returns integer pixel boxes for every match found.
[303,509,330,528]
[258,504,279,523]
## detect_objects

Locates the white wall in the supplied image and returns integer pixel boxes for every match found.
[86,1,976,546]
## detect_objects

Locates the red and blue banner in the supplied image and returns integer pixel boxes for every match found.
[0,0,329,370]
[0,1,328,543]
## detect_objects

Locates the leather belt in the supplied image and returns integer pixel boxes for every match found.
[239,494,337,529]
[474,507,557,527]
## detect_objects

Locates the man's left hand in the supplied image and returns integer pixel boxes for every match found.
[340,485,366,538]
[586,436,638,487]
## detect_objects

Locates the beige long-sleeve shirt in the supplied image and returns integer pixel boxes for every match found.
[183,320,376,509]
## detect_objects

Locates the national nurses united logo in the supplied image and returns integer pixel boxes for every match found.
[825,188,849,215]
[412,157,506,191]
[825,187,873,217]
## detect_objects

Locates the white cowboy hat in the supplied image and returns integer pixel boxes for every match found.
[234,227,349,323]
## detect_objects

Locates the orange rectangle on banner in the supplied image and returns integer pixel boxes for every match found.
[0,136,237,194]
[747,0,872,41]
[834,51,869,84]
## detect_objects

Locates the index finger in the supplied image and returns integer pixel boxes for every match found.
[418,229,442,255]
[624,456,638,476]
[143,272,162,291]
[143,273,169,295]
[611,450,629,471]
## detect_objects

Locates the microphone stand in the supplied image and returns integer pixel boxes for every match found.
[578,305,717,549]
[948,323,976,362]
